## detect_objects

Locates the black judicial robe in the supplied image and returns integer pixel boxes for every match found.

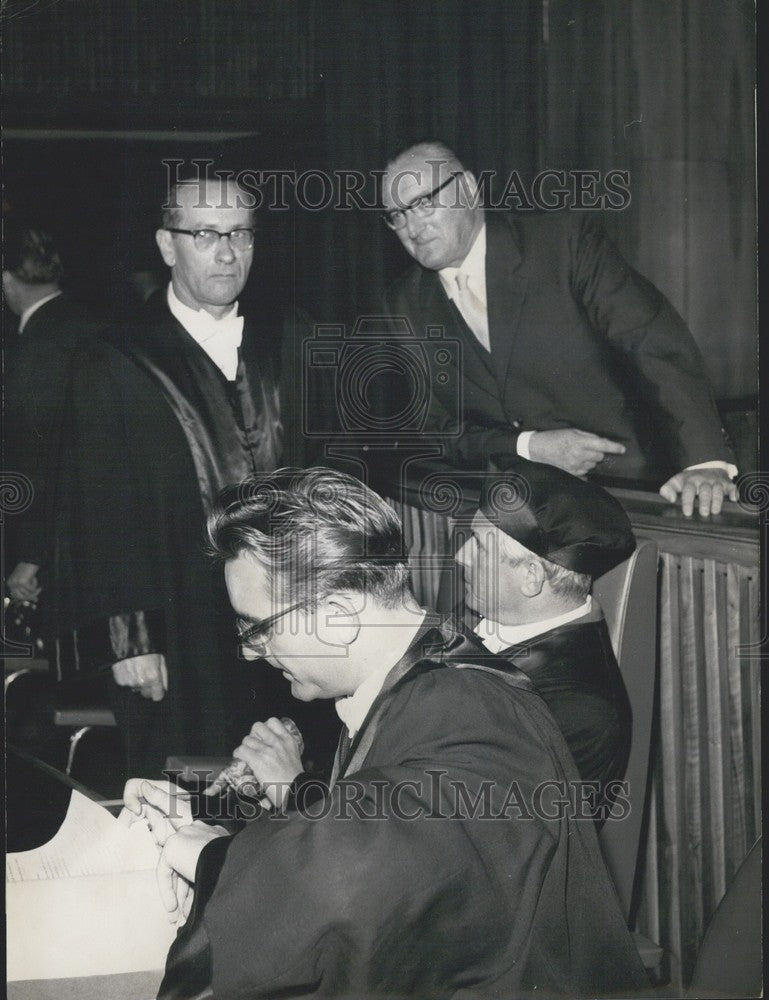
[160,621,647,999]
[49,308,282,776]
[499,606,632,804]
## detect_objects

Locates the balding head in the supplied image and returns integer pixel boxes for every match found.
[155,177,255,318]
[382,141,483,270]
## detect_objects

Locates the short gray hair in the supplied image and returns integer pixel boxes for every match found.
[505,551,592,603]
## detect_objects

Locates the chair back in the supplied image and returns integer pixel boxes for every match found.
[687,837,762,997]
[593,539,659,922]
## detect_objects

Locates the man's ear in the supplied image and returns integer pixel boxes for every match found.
[155,229,176,268]
[520,558,546,598]
[316,594,361,648]
[500,536,545,598]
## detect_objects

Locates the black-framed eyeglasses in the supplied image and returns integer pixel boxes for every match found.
[164,228,255,252]
[382,173,461,230]
[236,599,311,655]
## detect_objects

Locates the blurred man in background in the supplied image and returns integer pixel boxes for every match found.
[3,218,105,609]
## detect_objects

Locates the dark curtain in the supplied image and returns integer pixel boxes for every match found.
[543,0,756,401]
[310,0,542,325]
[2,1,755,400]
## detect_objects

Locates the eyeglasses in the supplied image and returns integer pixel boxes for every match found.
[164,228,255,252]
[237,599,310,656]
[382,173,461,230]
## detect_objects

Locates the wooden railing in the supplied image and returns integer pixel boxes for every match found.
[388,484,760,990]
[614,489,761,987]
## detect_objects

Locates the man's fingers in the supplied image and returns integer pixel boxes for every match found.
[175,874,192,926]
[181,886,193,920]
[157,855,180,917]
[249,723,279,746]
[697,482,718,518]
[596,439,626,454]
[139,779,181,817]
[112,662,130,686]
[264,717,292,739]
[577,451,606,467]
[577,433,626,454]
[659,475,681,503]
[661,471,735,516]
[680,481,698,517]
[117,805,144,827]
[148,678,166,701]
[121,778,148,816]
[143,780,191,809]
[143,801,175,843]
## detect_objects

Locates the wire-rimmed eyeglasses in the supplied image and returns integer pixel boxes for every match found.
[237,599,310,656]
[164,227,255,252]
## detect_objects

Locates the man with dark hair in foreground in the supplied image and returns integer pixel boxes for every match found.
[124,468,647,999]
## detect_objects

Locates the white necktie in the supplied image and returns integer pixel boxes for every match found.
[195,313,244,380]
[454,272,490,352]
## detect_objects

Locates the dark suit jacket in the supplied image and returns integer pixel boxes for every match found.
[383,211,733,482]
[4,294,106,566]
[498,606,632,808]
[160,619,647,1000]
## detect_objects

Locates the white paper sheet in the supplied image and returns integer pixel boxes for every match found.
[6,870,179,980]
[6,790,160,882]
[6,790,178,981]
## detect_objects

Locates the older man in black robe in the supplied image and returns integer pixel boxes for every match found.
[50,174,284,776]
[456,461,636,815]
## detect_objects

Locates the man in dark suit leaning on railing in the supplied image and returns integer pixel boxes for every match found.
[380,140,738,517]
[455,460,636,817]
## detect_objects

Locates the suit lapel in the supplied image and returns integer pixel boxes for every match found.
[417,271,499,403]
[485,214,527,389]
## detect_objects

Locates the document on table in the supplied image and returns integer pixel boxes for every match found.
[6,790,179,981]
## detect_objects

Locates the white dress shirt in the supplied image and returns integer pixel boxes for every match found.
[474,597,593,654]
[166,284,243,380]
[18,290,63,333]
[439,226,489,351]
[335,661,396,739]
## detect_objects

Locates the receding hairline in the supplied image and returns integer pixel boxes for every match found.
[162,177,256,222]
[385,141,466,177]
